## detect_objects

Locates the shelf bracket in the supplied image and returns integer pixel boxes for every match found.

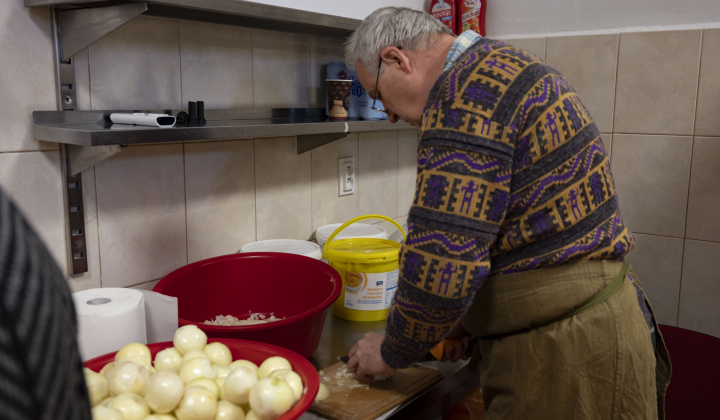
[297,132,349,154]
[61,144,88,275]
[57,2,148,61]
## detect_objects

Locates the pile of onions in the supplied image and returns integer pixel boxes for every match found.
[86,325,305,420]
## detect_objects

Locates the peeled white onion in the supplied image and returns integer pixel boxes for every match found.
[244,410,261,420]
[248,378,295,419]
[99,361,116,381]
[229,360,258,377]
[145,370,184,414]
[204,342,233,366]
[215,365,231,379]
[315,383,330,402]
[179,356,216,383]
[91,404,124,420]
[269,369,303,402]
[115,342,152,369]
[175,386,218,420]
[144,415,178,420]
[107,360,149,396]
[174,325,208,355]
[182,349,210,364]
[222,366,257,405]
[154,347,183,372]
[214,400,246,420]
[107,393,150,420]
[186,377,221,400]
[257,357,291,379]
[84,367,109,407]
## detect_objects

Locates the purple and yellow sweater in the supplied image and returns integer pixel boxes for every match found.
[381,38,634,368]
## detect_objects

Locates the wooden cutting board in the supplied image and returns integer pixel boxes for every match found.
[309,361,443,420]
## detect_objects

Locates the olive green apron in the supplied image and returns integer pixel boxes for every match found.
[461,260,671,420]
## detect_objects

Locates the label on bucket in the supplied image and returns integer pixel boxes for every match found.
[344,270,398,311]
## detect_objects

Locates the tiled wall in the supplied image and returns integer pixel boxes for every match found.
[506,29,720,338]
[2,1,719,338]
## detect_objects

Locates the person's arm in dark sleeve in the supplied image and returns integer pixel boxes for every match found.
[381,146,513,368]
[0,187,92,420]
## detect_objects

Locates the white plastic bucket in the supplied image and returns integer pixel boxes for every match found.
[315,222,388,250]
[239,239,322,260]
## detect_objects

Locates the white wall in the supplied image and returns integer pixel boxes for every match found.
[247,0,720,37]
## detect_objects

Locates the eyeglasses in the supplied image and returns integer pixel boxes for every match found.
[370,56,389,115]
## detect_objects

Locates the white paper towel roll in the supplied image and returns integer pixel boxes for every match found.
[73,288,148,361]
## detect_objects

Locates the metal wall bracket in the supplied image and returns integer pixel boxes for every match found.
[297,132,349,154]
[53,8,88,274]
[57,2,147,61]
[62,145,88,274]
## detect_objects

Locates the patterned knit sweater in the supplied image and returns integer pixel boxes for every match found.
[381,38,634,368]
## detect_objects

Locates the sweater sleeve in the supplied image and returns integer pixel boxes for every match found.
[381,146,513,368]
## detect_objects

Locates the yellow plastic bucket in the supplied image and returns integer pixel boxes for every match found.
[322,214,406,322]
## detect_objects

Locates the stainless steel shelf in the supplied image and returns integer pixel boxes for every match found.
[33,108,409,150]
[25,0,360,60]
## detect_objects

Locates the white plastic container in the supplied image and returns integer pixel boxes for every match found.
[240,239,322,260]
[315,223,388,252]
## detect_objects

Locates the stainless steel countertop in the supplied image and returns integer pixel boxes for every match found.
[303,311,480,419]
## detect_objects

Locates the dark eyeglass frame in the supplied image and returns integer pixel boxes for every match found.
[370,47,401,115]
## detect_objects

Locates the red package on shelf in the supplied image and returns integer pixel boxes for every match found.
[458,0,487,36]
[429,0,457,34]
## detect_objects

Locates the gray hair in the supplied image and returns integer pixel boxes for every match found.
[345,7,453,74]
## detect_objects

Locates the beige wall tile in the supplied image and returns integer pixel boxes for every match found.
[611,134,692,237]
[0,151,66,272]
[311,36,347,109]
[686,137,720,241]
[311,134,359,231]
[95,144,187,287]
[0,2,58,153]
[255,137,312,240]
[252,29,312,108]
[130,279,160,291]
[626,233,683,326]
[359,131,398,218]
[546,34,618,133]
[502,37,546,60]
[397,129,419,218]
[88,16,182,110]
[614,30,702,135]
[695,29,720,137]
[679,240,720,337]
[185,140,256,262]
[179,21,253,109]
[602,133,613,161]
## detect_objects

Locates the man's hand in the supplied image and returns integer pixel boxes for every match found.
[346,332,395,383]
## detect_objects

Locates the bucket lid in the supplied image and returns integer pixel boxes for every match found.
[316,223,387,245]
[324,238,401,263]
[240,239,322,260]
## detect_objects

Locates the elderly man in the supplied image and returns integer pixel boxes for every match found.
[344,7,670,419]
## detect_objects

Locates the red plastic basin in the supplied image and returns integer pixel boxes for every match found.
[84,338,318,420]
[153,252,341,358]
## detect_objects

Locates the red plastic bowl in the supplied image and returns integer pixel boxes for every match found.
[153,252,341,358]
[84,338,318,420]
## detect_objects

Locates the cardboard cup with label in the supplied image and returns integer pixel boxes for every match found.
[326,79,352,120]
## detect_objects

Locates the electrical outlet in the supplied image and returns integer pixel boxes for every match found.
[338,157,356,196]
